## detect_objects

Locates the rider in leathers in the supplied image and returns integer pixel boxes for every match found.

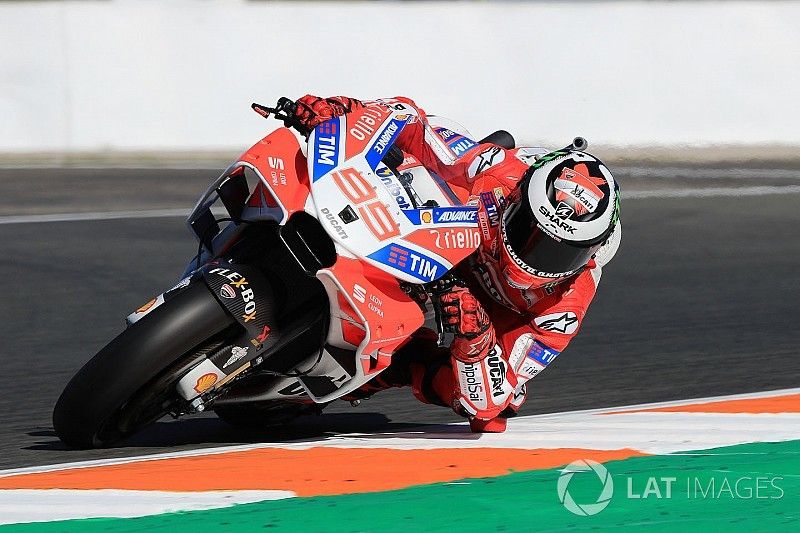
[293,95,621,432]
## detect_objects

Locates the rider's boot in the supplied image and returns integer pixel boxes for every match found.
[469,417,507,433]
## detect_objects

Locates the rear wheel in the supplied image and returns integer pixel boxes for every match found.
[53,282,236,448]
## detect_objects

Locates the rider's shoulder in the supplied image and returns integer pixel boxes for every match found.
[463,144,533,184]
[510,146,551,166]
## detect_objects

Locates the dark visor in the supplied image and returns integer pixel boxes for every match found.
[504,201,601,276]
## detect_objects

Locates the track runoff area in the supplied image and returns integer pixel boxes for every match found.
[1,165,799,530]
[0,389,798,530]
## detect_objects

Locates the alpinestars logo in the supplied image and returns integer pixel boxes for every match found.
[535,312,579,334]
[468,146,505,178]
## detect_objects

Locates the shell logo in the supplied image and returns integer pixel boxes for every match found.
[136,298,157,313]
[193,373,218,394]
[421,210,433,224]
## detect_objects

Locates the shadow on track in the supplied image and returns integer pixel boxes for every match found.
[20,412,473,456]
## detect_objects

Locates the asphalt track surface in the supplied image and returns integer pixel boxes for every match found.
[1,165,799,469]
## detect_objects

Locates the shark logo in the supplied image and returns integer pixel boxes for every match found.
[555,202,575,220]
[534,312,579,334]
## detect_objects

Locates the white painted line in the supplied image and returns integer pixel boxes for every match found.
[624,185,800,199]
[0,489,295,525]
[0,209,190,225]
[1,387,797,478]
[617,167,800,180]
[1,184,799,226]
[534,386,800,417]
[0,208,229,225]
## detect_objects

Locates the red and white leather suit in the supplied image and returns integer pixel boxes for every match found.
[295,95,619,432]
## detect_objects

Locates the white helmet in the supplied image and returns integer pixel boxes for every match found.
[500,150,620,285]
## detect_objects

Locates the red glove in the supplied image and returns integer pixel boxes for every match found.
[294,94,364,130]
[440,286,496,363]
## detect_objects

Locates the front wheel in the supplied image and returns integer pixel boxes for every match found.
[52,282,236,448]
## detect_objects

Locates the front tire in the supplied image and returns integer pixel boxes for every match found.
[53,282,235,448]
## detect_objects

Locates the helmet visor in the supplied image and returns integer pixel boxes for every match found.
[503,200,601,277]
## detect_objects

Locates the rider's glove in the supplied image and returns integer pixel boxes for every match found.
[440,286,496,363]
[294,94,364,130]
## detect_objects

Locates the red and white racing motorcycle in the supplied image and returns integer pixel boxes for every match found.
[53,98,518,448]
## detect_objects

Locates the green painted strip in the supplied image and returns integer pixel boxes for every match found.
[3,440,798,532]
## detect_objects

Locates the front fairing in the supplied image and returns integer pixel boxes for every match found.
[307,101,481,284]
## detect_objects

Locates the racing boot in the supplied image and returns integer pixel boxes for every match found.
[469,417,507,433]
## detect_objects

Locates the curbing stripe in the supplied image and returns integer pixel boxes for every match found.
[2,387,798,478]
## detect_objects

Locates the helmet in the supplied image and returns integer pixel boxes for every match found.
[499,150,620,289]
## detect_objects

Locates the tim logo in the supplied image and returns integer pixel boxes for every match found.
[451,138,476,157]
[368,243,445,282]
[318,121,338,135]
[480,192,500,226]
[528,342,560,366]
[386,246,409,268]
[313,118,341,181]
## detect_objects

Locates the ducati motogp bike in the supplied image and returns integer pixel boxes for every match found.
[53,97,518,448]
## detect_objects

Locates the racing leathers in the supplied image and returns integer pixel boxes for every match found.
[294,95,620,433]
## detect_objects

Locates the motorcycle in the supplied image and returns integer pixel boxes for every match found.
[53,97,519,448]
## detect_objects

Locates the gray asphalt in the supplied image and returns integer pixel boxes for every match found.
[0,166,799,470]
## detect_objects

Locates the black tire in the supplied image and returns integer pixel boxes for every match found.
[53,282,236,448]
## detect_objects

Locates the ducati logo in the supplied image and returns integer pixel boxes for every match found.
[220,284,236,299]
[487,351,507,397]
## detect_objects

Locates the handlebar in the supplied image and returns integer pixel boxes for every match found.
[251,98,311,136]
[251,97,406,173]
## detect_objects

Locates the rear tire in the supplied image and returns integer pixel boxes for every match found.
[53,282,235,448]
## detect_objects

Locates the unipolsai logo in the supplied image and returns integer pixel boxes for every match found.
[557,460,614,516]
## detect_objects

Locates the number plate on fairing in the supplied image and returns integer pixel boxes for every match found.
[308,104,481,283]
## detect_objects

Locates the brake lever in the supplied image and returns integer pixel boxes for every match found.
[251,98,310,136]
[251,102,275,119]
